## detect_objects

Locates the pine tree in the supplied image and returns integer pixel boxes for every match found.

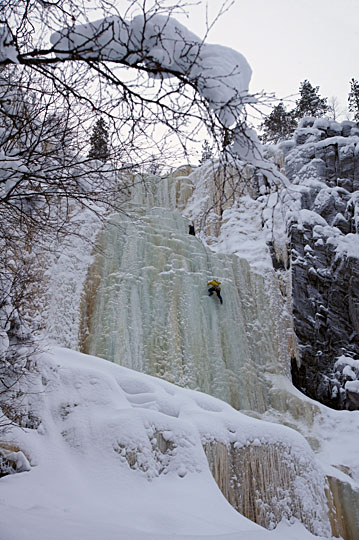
[148,155,162,175]
[200,140,213,163]
[88,117,109,162]
[348,78,359,122]
[294,79,328,119]
[259,102,297,144]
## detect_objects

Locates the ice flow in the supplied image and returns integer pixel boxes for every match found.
[80,172,291,413]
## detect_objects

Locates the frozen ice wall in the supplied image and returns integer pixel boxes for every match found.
[80,171,292,414]
[48,167,357,538]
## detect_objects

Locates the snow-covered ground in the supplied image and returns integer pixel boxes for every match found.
[2,168,359,538]
[1,164,354,539]
[0,347,338,540]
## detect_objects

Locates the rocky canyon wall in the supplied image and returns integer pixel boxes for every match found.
[282,119,359,410]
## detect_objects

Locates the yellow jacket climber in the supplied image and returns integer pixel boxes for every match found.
[207,280,221,288]
[207,280,223,304]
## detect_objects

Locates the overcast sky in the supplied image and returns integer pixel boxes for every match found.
[177,0,359,118]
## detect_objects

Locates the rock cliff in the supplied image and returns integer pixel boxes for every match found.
[282,118,359,410]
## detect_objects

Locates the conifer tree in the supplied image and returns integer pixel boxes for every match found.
[200,140,213,163]
[259,102,297,144]
[88,117,109,162]
[348,78,359,122]
[294,79,328,119]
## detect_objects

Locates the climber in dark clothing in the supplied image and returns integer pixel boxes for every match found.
[188,222,195,236]
[207,279,223,304]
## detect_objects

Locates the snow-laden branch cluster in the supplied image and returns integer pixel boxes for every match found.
[0,4,272,165]
[50,14,252,129]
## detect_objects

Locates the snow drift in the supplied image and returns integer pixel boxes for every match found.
[0,346,333,540]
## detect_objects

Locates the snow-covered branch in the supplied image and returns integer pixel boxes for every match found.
[48,13,252,128]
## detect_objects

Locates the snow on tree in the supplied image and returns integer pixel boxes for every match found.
[0,1,261,167]
[0,65,121,433]
[49,13,253,130]
[259,102,297,144]
[1,2,287,200]
[200,140,213,163]
[88,117,109,162]
[348,78,359,122]
[0,251,40,432]
[293,79,328,119]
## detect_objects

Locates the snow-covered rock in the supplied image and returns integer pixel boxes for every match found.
[283,119,359,410]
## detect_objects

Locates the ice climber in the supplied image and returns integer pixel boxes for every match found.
[188,223,195,236]
[207,279,223,304]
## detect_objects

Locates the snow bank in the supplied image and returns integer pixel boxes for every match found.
[0,347,334,540]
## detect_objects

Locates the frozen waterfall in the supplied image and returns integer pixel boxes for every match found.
[80,171,292,414]
[42,167,359,539]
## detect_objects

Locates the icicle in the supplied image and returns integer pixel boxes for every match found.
[203,440,332,537]
[326,474,359,540]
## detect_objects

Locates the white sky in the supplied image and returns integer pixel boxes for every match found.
[177,0,359,117]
